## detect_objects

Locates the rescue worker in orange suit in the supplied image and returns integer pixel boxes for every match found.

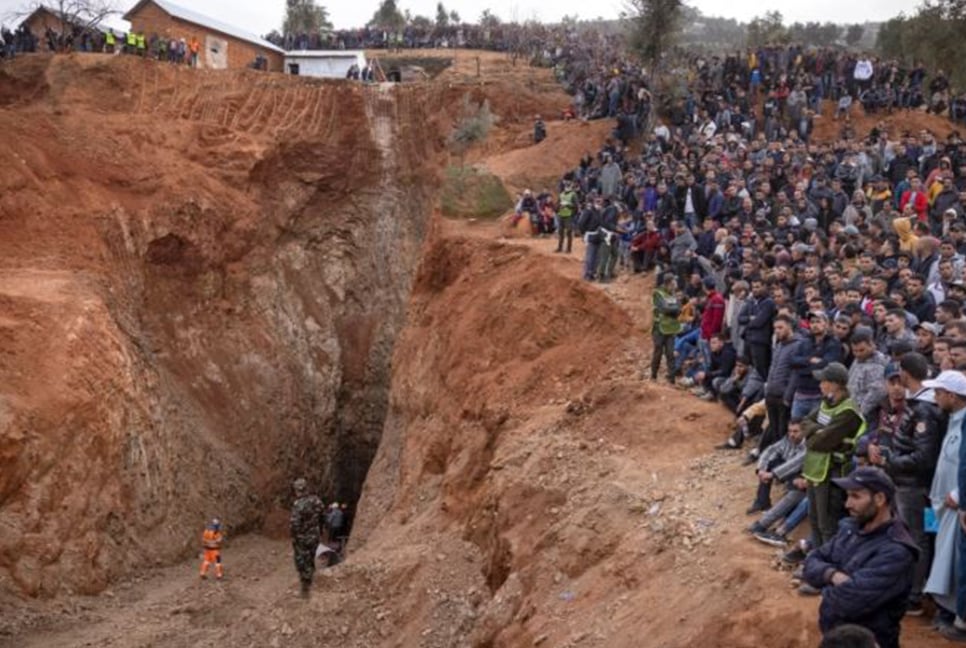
[199,518,224,579]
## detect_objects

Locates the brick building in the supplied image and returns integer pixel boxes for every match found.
[123,0,284,72]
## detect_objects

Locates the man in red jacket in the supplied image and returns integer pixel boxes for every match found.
[701,276,727,340]
[900,177,929,222]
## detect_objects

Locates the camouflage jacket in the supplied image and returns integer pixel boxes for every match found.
[290,495,324,542]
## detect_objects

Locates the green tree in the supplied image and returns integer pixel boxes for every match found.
[746,11,788,47]
[876,1,966,88]
[479,9,500,28]
[624,0,684,68]
[845,24,864,47]
[282,0,332,36]
[435,2,449,27]
[449,10,460,24]
[369,0,406,29]
[449,94,497,169]
[787,21,841,47]
[410,14,432,29]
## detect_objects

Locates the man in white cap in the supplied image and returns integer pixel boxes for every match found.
[921,371,966,636]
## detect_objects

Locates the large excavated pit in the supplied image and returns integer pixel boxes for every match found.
[0,54,443,597]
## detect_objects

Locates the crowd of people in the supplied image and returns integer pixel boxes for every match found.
[0,23,204,67]
[518,34,966,648]
[267,21,558,59]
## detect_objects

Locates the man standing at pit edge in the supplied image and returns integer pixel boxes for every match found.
[650,272,682,384]
[804,467,919,648]
[801,363,866,549]
[290,478,325,598]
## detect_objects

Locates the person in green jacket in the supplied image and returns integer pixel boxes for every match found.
[650,273,683,383]
[801,362,867,548]
[556,183,577,254]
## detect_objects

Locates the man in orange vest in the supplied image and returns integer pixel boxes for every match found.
[188,36,200,68]
[199,518,224,579]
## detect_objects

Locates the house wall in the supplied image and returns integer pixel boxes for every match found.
[286,52,366,78]
[127,2,283,72]
[24,8,71,41]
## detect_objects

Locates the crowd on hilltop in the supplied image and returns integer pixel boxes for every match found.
[266,22,561,57]
[513,36,966,648]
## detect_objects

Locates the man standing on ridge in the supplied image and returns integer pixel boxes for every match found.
[556,181,577,254]
[290,478,325,598]
[650,272,682,384]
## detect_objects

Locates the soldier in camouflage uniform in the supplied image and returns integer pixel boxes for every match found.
[290,477,325,598]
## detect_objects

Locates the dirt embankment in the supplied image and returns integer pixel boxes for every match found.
[0,53,443,598]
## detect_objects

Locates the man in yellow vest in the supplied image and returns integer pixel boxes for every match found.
[104,29,115,54]
[125,30,136,55]
[801,362,866,550]
[136,32,146,57]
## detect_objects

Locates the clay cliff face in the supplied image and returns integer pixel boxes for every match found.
[0,55,440,596]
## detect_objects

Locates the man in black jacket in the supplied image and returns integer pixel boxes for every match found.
[578,198,603,281]
[789,311,844,421]
[740,277,777,381]
[804,467,919,648]
[675,173,707,229]
[865,354,944,616]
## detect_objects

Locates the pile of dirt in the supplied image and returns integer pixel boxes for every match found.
[439,166,513,218]
[811,104,959,142]
[483,118,615,196]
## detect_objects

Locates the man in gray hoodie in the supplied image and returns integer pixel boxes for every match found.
[598,154,622,199]
[847,327,889,417]
[669,220,697,282]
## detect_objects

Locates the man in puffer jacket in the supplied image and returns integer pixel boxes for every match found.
[804,467,919,648]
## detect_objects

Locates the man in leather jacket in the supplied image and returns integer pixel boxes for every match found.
[864,355,943,615]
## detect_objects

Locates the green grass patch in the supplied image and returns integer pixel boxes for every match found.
[440,166,513,219]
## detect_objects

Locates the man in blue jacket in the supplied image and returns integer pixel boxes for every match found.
[804,467,920,648]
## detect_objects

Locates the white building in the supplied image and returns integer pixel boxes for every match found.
[284,50,366,79]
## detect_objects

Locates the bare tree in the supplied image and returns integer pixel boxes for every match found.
[21,0,119,35]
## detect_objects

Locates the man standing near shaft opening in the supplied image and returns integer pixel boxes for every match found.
[290,477,325,598]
